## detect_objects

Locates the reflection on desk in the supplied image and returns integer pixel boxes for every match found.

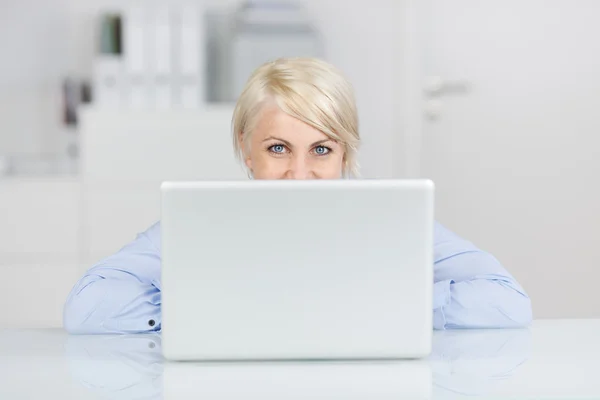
[1,320,599,399]
[65,334,431,399]
[64,334,163,399]
[64,331,532,399]
[431,328,531,397]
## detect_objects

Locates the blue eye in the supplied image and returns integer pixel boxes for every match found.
[314,145,330,155]
[270,144,286,153]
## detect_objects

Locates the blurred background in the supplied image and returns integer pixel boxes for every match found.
[0,0,598,328]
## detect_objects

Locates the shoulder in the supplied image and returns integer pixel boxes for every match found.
[433,220,480,254]
[433,220,460,243]
[138,221,162,252]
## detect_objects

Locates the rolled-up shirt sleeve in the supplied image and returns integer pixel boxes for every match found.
[63,222,163,334]
[432,222,532,330]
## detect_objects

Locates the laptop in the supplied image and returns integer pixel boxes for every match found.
[161,179,434,361]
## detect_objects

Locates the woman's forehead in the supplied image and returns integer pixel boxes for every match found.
[253,106,333,144]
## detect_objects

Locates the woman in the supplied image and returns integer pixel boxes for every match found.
[63,58,532,334]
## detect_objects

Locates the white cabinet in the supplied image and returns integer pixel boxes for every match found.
[1,262,79,328]
[0,179,80,256]
[80,184,160,265]
[78,107,247,266]
[0,178,80,328]
[2,108,251,327]
[79,106,246,183]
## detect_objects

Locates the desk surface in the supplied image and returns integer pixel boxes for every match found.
[0,319,598,399]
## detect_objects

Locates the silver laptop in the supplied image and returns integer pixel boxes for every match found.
[161,180,434,361]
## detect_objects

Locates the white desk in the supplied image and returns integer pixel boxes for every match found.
[0,319,598,399]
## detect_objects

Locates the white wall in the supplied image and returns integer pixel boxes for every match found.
[398,0,600,319]
[0,178,80,327]
[0,0,69,156]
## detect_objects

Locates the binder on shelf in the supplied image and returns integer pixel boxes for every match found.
[93,13,123,108]
[153,4,173,109]
[124,4,151,109]
[180,78,201,110]
[155,78,173,110]
[124,5,145,75]
[92,55,123,108]
[91,2,209,110]
[175,2,205,109]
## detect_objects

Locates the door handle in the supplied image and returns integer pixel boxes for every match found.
[424,76,471,96]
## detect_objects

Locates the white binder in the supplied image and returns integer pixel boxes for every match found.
[124,4,150,109]
[153,3,173,109]
[175,2,205,109]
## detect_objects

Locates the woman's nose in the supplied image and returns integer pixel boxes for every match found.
[286,157,313,180]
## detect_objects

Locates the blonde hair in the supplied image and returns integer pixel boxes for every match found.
[232,57,360,177]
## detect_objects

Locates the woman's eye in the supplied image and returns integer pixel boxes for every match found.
[314,146,330,155]
[270,144,286,153]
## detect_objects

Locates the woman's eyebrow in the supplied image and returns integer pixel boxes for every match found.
[262,137,334,147]
[262,136,292,147]
[310,139,334,147]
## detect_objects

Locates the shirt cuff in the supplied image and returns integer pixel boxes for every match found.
[432,280,454,330]
[433,279,453,310]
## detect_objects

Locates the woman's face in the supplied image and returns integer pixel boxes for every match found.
[243,106,345,179]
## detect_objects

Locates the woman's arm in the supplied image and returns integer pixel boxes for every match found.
[432,222,532,329]
[63,222,162,334]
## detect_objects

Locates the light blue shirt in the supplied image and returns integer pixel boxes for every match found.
[63,221,532,334]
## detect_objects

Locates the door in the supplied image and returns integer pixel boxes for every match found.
[407,0,600,318]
